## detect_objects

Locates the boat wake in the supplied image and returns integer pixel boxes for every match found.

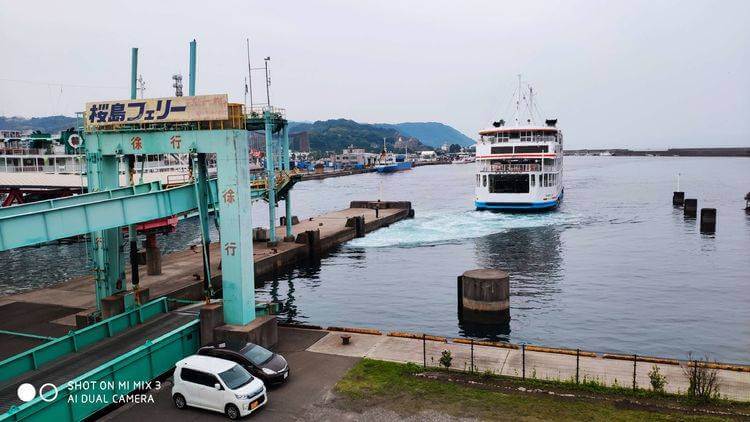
[347,209,583,248]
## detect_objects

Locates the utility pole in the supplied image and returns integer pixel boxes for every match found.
[137,75,146,99]
[264,56,271,106]
[246,38,254,109]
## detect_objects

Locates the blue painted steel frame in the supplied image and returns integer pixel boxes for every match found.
[0,297,170,383]
[0,319,200,422]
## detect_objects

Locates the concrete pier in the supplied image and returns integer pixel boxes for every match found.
[683,198,697,217]
[457,269,510,324]
[700,208,716,233]
[0,201,413,329]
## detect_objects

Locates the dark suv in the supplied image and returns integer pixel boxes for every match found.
[197,341,289,385]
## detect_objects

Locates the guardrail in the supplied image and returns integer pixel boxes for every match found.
[0,297,170,383]
[0,319,200,422]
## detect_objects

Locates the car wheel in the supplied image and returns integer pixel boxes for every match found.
[225,404,240,420]
[173,393,186,409]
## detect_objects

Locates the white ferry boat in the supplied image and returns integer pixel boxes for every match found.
[475,80,563,211]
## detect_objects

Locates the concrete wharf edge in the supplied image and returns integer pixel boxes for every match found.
[0,201,412,326]
[300,327,750,402]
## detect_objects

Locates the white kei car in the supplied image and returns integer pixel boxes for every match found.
[172,355,267,419]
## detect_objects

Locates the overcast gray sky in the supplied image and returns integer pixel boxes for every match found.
[1,0,748,149]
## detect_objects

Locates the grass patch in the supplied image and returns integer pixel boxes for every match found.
[334,359,743,421]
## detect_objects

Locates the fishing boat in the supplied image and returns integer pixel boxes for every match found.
[375,138,412,173]
[474,77,563,211]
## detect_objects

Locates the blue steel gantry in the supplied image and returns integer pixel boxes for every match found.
[0,40,298,327]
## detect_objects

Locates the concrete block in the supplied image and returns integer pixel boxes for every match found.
[458,269,511,324]
[214,315,278,349]
[253,227,269,242]
[200,303,225,346]
[101,292,127,319]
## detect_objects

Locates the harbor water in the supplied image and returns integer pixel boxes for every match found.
[1,157,748,363]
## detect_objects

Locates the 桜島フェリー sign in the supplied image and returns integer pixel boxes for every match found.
[84,94,229,129]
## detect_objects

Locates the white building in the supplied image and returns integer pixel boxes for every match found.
[331,146,378,167]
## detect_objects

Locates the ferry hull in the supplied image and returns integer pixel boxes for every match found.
[475,190,564,212]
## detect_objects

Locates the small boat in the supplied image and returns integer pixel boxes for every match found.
[375,138,412,173]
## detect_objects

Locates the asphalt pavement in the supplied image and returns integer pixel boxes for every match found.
[101,327,360,421]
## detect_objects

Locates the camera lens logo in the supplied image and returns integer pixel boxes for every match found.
[17,383,58,402]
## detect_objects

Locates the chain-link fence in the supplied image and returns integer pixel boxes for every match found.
[388,333,749,402]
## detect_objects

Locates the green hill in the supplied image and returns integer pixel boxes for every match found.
[289,119,431,153]
[0,115,79,133]
[377,122,474,147]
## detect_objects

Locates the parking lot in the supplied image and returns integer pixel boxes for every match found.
[102,327,360,421]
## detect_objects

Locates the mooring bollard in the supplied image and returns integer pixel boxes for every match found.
[457,269,510,324]
[684,198,697,217]
[672,191,685,206]
[522,344,526,380]
[700,208,717,233]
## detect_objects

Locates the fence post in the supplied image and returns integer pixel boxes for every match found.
[576,348,580,384]
[470,339,474,372]
[522,344,526,380]
[422,333,426,368]
[632,354,637,391]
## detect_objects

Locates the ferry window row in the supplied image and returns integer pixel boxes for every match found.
[478,173,558,191]
[490,145,548,154]
[481,132,559,143]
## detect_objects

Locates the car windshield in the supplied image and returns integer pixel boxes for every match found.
[241,345,274,365]
[218,365,253,390]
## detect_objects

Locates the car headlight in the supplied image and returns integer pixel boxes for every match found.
[261,368,276,375]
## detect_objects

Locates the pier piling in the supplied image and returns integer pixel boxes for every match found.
[457,269,510,324]
[144,234,162,275]
[684,198,697,217]
[672,191,685,206]
[700,208,717,233]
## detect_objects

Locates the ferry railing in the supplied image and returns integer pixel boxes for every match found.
[480,164,541,173]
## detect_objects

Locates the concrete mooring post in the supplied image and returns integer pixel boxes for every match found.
[700,208,716,233]
[457,269,510,324]
[684,198,697,217]
[672,191,685,206]
[144,233,162,275]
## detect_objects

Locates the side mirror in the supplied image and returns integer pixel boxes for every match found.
[214,383,222,390]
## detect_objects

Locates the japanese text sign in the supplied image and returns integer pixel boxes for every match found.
[84,94,229,129]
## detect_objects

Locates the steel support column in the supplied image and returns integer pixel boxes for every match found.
[282,124,292,238]
[264,111,277,244]
[215,131,255,325]
[86,150,125,310]
[192,153,212,298]
[128,47,140,293]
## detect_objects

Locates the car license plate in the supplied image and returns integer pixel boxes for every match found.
[250,401,258,410]
[284,372,288,379]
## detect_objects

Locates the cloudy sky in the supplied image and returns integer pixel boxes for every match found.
[1,0,748,149]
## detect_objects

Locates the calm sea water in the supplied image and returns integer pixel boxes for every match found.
[1,157,749,362]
